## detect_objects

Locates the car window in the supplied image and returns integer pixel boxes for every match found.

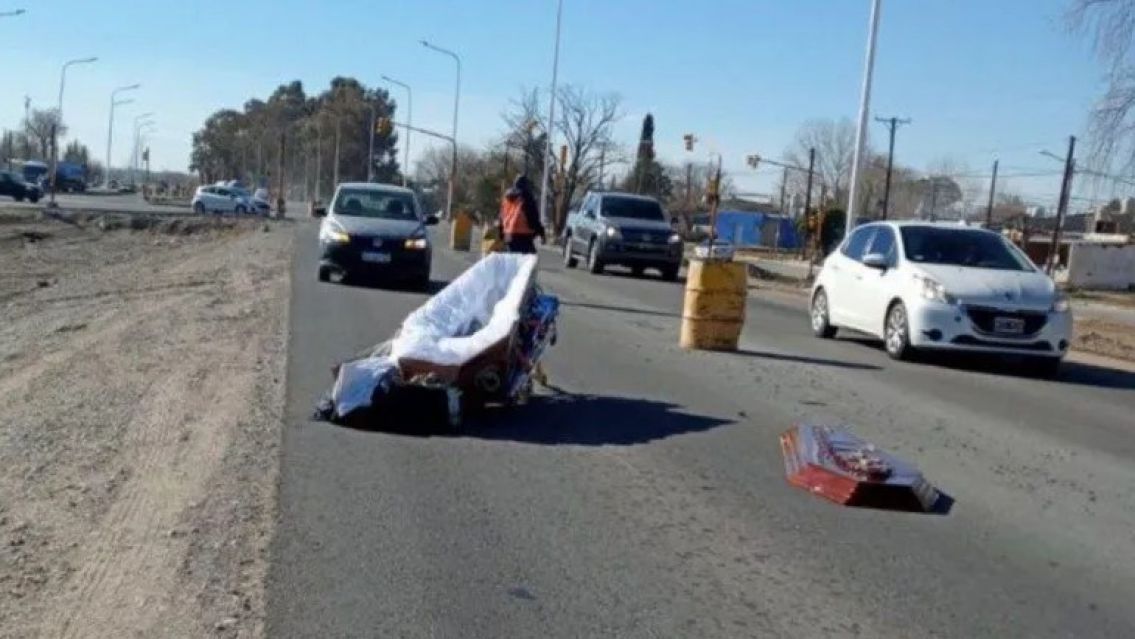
[333,189,418,220]
[841,226,876,262]
[868,226,897,265]
[900,226,1035,271]
[600,196,664,221]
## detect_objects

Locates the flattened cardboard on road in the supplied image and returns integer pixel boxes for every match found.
[780,424,940,512]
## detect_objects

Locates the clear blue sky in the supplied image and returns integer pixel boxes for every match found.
[0,0,1114,209]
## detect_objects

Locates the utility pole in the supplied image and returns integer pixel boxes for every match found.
[985,159,999,228]
[277,131,286,216]
[874,115,910,219]
[685,162,693,212]
[803,147,816,226]
[315,124,323,203]
[1047,136,1076,275]
[779,166,788,214]
[538,0,565,230]
[367,105,376,182]
[333,119,341,187]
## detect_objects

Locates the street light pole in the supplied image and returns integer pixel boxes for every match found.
[382,75,413,187]
[51,56,97,204]
[421,40,461,219]
[132,119,155,187]
[845,0,883,239]
[106,84,140,188]
[539,0,565,233]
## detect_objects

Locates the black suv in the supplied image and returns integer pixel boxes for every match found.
[562,191,682,280]
[0,171,41,203]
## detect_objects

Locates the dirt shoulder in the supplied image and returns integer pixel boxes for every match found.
[0,211,292,638]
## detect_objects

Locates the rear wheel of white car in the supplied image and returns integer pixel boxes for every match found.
[563,236,578,268]
[884,301,914,361]
[810,289,838,339]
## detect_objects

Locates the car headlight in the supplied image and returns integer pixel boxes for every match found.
[321,227,350,243]
[914,274,956,304]
[404,237,428,250]
[1051,293,1070,313]
[668,233,682,244]
[605,226,622,240]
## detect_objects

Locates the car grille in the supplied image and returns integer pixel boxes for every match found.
[951,336,1052,351]
[622,229,671,245]
[964,306,1047,337]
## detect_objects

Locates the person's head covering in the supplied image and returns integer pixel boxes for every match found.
[513,174,532,193]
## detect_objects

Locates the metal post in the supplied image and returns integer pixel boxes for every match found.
[845,0,883,237]
[421,41,461,219]
[315,124,322,203]
[538,0,565,231]
[382,75,413,187]
[333,119,341,186]
[1047,136,1076,275]
[985,159,999,228]
[367,105,376,182]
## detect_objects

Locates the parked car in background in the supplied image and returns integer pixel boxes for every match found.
[192,185,254,214]
[809,221,1071,375]
[562,191,683,280]
[315,182,438,288]
[0,170,42,203]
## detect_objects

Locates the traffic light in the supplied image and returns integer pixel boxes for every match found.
[682,133,696,151]
[745,154,761,169]
[142,148,150,162]
[376,117,393,137]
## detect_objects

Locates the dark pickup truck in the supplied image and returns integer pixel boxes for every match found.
[561,191,682,280]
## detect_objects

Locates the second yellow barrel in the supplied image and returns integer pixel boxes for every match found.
[680,258,747,351]
[450,212,473,251]
[480,225,505,256]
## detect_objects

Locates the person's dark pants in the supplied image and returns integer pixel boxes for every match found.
[505,234,537,254]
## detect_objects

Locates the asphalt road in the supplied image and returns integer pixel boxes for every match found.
[269,222,1135,638]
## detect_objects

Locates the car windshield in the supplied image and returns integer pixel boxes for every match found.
[333,189,418,220]
[900,227,1034,271]
[602,197,664,221]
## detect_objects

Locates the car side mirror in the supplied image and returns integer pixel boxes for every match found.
[862,252,889,270]
[424,215,440,226]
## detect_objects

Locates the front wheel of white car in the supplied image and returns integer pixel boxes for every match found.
[810,289,838,338]
[884,301,914,361]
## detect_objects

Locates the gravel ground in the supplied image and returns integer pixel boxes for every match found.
[0,211,291,638]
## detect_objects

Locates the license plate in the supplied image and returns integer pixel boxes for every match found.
[361,252,391,264]
[993,317,1025,334]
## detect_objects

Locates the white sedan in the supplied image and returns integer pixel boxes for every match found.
[809,221,1072,374]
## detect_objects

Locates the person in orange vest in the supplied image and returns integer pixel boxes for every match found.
[498,174,545,254]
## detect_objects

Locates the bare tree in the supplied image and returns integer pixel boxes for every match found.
[24,108,65,161]
[501,87,548,182]
[783,118,858,208]
[1068,0,1135,171]
[550,85,623,236]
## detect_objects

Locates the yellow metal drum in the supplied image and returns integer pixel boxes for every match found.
[680,258,747,351]
[481,226,505,256]
[450,211,473,251]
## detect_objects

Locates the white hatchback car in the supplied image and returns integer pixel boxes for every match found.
[191,185,254,215]
[810,221,1072,374]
